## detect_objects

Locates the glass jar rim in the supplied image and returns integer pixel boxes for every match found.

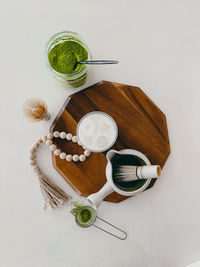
[45,31,92,78]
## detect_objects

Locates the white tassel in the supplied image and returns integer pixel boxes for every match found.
[30,137,71,209]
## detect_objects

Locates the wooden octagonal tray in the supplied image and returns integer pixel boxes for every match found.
[50,81,170,203]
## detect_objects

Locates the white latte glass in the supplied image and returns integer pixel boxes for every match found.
[77,111,118,152]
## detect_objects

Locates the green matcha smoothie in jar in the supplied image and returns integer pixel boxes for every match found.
[45,31,92,87]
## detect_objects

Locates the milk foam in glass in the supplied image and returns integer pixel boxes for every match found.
[77,111,118,152]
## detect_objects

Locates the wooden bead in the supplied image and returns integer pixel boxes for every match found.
[79,155,86,162]
[78,140,82,146]
[35,143,40,148]
[30,147,36,153]
[66,154,73,162]
[50,144,57,151]
[46,140,53,146]
[34,166,41,174]
[29,154,35,160]
[30,160,36,166]
[66,133,73,140]
[60,132,66,139]
[34,165,39,171]
[41,135,48,142]
[84,150,91,157]
[38,138,43,143]
[73,154,79,162]
[53,131,60,138]
[72,136,78,143]
[36,169,42,175]
[54,149,61,156]
[35,169,42,176]
[47,133,54,140]
[60,152,67,159]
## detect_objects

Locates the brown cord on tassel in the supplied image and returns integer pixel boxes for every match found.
[29,137,71,209]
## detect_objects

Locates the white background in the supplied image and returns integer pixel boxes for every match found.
[1,0,200,266]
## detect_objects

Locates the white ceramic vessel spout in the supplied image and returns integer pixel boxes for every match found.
[87,182,114,209]
[87,149,152,209]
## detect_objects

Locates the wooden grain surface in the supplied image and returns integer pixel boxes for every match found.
[50,81,170,203]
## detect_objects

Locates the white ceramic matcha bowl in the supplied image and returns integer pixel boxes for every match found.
[87,149,152,209]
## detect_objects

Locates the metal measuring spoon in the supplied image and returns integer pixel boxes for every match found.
[73,60,119,70]
[71,206,127,240]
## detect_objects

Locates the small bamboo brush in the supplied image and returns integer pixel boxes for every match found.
[23,97,50,122]
[114,165,161,182]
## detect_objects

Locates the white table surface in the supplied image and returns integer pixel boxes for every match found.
[1,1,200,266]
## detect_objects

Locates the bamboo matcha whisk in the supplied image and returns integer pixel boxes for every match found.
[114,165,161,182]
[23,97,50,122]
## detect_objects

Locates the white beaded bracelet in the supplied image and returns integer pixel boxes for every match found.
[44,131,91,162]
[29,131,91,209]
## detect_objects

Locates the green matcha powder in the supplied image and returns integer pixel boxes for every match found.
[72,201,94,224]
[48,41,88,74]
[77,209,92,223]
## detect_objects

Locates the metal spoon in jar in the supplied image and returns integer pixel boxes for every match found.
[74,60,119,69]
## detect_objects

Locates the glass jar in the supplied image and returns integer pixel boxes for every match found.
[45,31,92,87]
